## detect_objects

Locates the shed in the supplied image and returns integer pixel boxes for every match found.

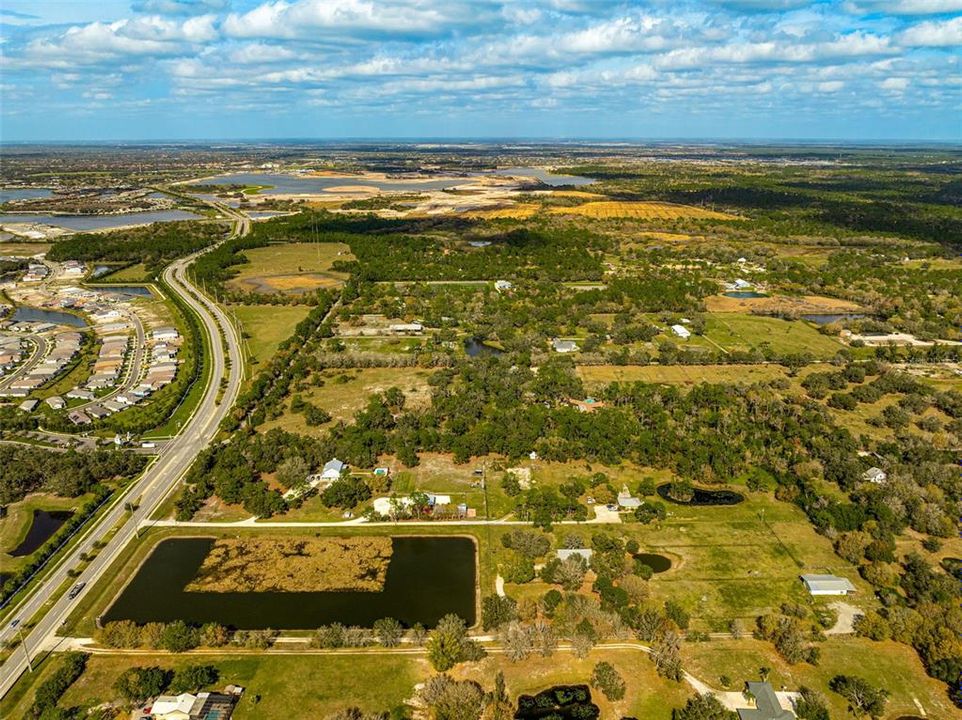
[800,574,855,596]
[552,338,579,353]
[670,324,691,340]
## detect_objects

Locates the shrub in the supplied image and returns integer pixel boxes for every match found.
[590,661,626,701]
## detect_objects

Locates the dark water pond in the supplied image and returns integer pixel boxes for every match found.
[723,291,768,299]
[464,338,504,357]
[0,210,200,231]
[657,483,744,506]
[9,510,74,557]
[13,306,86,327]
[802,313,865,325]
[103,536,477,629]
[516,685,598,719]
[634,553,672,573]
[106,285,152,298]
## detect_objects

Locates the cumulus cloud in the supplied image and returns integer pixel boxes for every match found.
[222,0,481,40]
[899,16,962,45]
[2,0,959,138]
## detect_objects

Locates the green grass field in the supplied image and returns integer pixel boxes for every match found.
[226,242,353,295]
[699,314,846,357]
[685,638,960,720]
[0,652,420,720]
[99,263,152,282]
[233,303,311,375]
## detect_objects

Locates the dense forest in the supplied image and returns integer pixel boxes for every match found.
[0,446,146,504]
[559,161,962,250]
[46,221,225,274]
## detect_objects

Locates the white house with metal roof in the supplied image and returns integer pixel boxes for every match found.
[800,574,855,596]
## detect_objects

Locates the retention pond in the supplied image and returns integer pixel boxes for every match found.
[9,510,74,557]
[103,536,477,629]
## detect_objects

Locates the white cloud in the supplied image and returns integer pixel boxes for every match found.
[847,0,962,15]
[899,17,962,46]
[818,80,845,91]
[880,76,910,90]
[223,0,478,39]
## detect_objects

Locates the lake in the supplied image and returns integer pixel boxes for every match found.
[13,306,87,327]
[489,167,595,187]
[0,209,201,231]
[9,510,74,557]
[194,168,595,196]
[0,188,52,203]
[103,536,477,629]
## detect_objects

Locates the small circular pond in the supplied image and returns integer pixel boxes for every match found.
[633,553,672,573]
[657,483,744,506]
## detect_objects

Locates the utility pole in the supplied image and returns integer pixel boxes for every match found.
[10,619,32,672]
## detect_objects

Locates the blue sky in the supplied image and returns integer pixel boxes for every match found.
[1,0,960,142]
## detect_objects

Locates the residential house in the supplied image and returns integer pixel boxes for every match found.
[862,467,887,484]
[671,324,691,340]
[321,458,346,481]
[736,682,795,720]
[552,338,579,353]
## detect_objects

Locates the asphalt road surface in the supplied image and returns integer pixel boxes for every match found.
[0,207,248,698]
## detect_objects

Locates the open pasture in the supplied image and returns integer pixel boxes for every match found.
[697,313,846,357]
[233,303,311,373]
[261,367,435,437]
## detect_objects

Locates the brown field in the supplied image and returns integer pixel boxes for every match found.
[235,273,344,294]
[578,364,788,388]
[548,190,606,199]
[549,201,738,221]
[705,293,863,314]
[186,536,393,593]
[467,203,540,219]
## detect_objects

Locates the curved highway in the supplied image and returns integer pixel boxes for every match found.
[0,207,248,698]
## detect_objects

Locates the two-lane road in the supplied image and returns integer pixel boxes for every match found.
[0,211,248,698]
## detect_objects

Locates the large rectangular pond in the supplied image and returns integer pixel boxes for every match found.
[103,536,477,629]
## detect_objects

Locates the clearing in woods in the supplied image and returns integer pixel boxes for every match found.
[226,241,354,295]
